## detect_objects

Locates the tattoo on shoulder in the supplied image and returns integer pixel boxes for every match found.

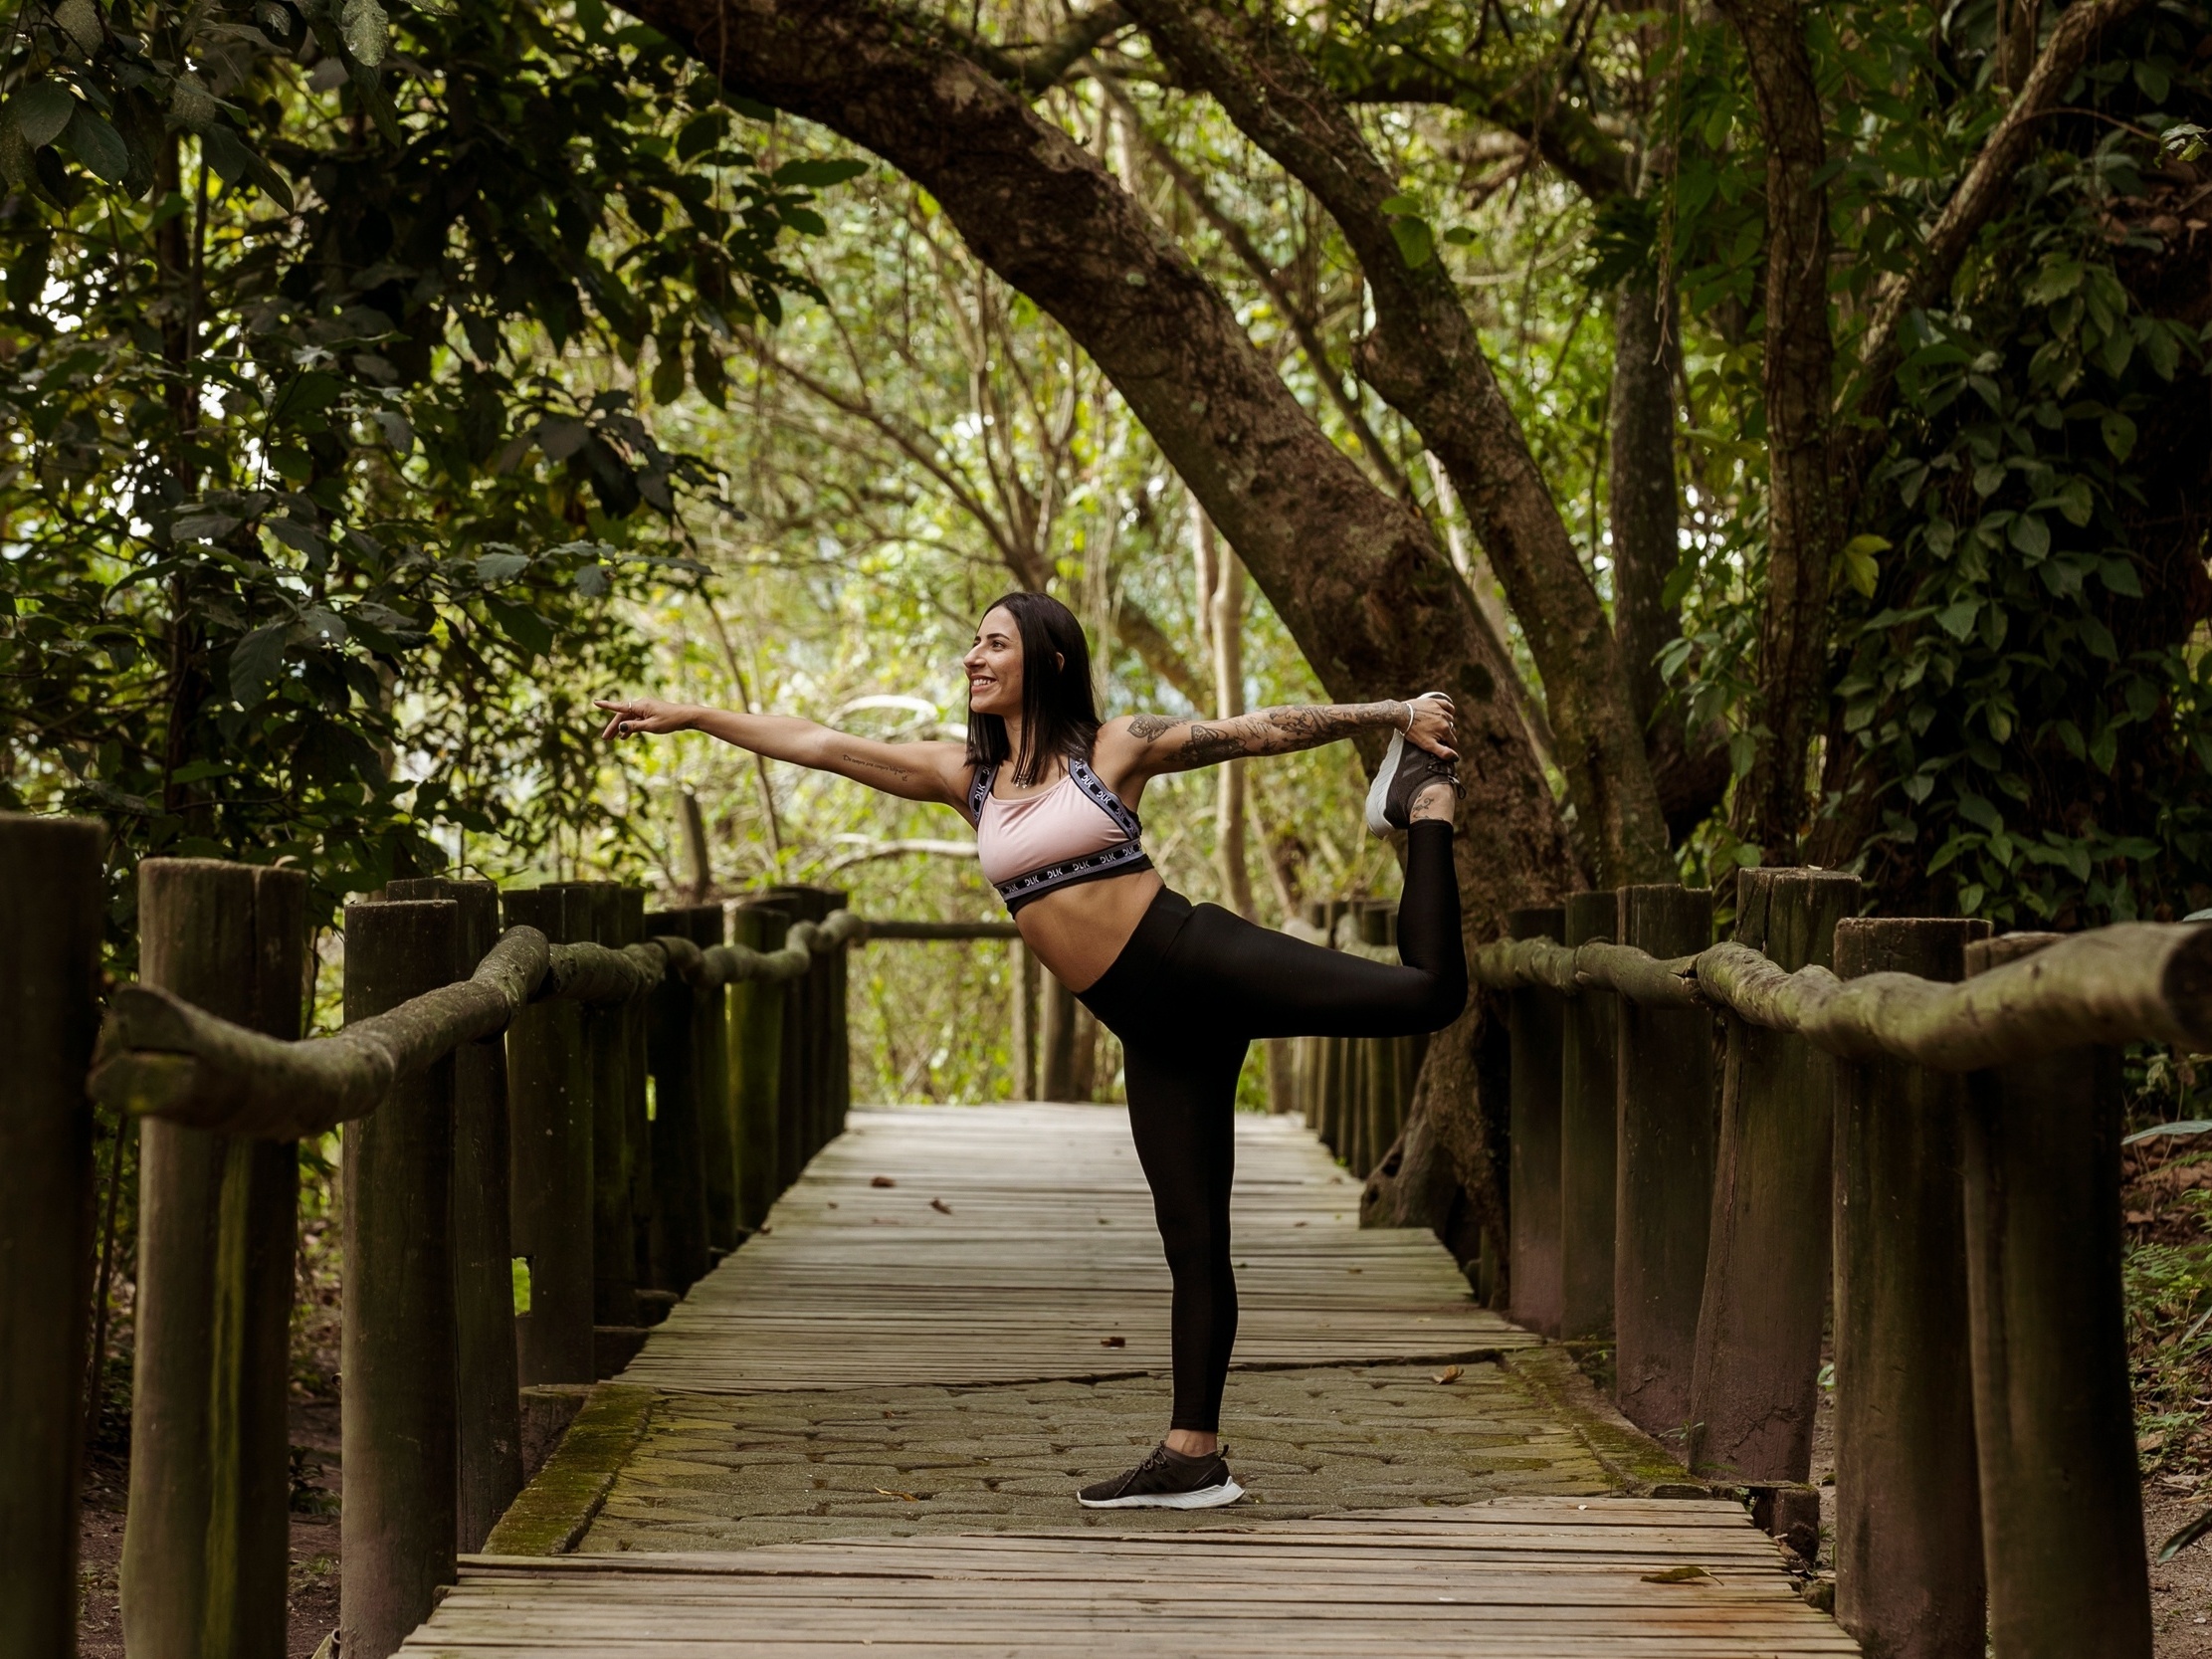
[1128,714,1181,742]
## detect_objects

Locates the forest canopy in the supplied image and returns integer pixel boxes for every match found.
[5,0,2211,1109]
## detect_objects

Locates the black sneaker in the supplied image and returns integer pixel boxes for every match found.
[1364,694,1460,834]
[1076,1443,1245,1510]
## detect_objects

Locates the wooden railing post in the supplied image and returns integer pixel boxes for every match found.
[827,892,852,1135]
[0,815,103,1659]
[1613,884,1713,1444]
[1832,917,1989,1658]
[689,904,739,1254]
[1507,904,1564,1336]
[1960,933,2151,1658]
[731,903,789,1228]
[121,859,305,1659]
[1558,889,1618,1343]
[644,906,710,1292]
[340,898,460,1659]
[387,877,523,1553]
[615,888,654,1303]
[1690,868,1860,1488]
[503,886,595,1384]
[584,885,645,1370]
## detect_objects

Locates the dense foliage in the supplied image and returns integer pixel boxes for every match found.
[0,0,855,928]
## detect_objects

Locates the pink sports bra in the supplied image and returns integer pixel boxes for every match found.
[966,754,1152,913]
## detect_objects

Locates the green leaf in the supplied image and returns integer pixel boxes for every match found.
[573,563,609,598]
[2024,260,2082,306]
[2101,556,2143,597]
[61,104,128,184]
[482,595,552,658]
[2008,514,2050,561]
[1378,192,1421,216]
[1836,533,1886,599]
[200,123,297,211]
[1935,599,1979,640]
[475,551,529,585]
[771,156,868,189]
[1727,730,1757,778]
[2102,410,2136,461]
[1957,792,2003,834]
[229,621,295,706]
[10,81,79,149]
[1389,214,1435,270]
[268,369,343,427]
[340,0,389,68]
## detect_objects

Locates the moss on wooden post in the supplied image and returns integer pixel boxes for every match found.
[826,890,852,1135]
[340,898,460,1659]
[121,859,305,1659]
[614,889,654,1299]
[1508,905,1565,1338]
[1559,890,1619,1344]
[1690,868,1860,1483]
[1612,884,1713,1446]
[731,904,789,1230]
[1960,933,2151,1659]
[0,815,104,1659]
[503,886,595,1385]
[689,904,738,1252]
[1833,916,1989,1659]
[645,907,709,1292]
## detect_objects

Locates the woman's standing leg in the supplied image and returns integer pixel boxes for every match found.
[1117,1029,1247,1434]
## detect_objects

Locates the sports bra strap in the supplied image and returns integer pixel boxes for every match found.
[1067,754,1143,839]
[966,761,996,825]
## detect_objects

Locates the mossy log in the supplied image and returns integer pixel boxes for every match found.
[1474,918,2212,1068]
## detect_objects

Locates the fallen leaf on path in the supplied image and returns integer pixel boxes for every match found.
[1101,1336,1126,1348]
[930,1197,953,1213]
[1434,1365,1463,1385]
[1641,1565,1714,1584]
[874,1488,919,1502]
[871,1174,896,1187]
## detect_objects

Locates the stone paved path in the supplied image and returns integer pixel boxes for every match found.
[404,1104,1856,1653]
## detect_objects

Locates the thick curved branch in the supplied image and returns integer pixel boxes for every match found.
[627,0,1578,928]
[1117,0,1671,884]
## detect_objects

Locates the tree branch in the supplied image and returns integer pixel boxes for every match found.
[1118,0,1671,884]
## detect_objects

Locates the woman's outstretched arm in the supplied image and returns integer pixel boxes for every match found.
[1101,696,1456,783]
[594,696,970,809]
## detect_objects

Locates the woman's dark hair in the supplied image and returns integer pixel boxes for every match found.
[965,591,1102,786]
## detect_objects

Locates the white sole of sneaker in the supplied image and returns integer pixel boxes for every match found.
[1077,1478,1247,1510]
[1363,731,1407,837]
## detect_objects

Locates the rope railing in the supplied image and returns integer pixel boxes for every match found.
[1471,918,2212,1067]
[89,909,878,1142]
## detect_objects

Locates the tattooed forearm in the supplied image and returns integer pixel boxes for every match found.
[840,750,914,781]
[1126,702,1407,770]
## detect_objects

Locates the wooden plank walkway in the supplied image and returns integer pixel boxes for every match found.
[405,1104,1856,1655]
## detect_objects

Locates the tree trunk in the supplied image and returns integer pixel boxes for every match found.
[1713,0,1841,859]
[1608,268,1683,737]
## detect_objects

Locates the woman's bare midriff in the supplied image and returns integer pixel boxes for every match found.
[1013,867,1165,993]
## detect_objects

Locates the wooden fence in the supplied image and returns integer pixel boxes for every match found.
[1468,868,2189,1659]
[3,814,868,1659]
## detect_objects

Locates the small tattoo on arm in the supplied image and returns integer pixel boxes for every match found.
[840,751,913,781]
[1180,723,1252,766]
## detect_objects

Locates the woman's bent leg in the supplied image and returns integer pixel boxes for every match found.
[1119,1030,1245,1433]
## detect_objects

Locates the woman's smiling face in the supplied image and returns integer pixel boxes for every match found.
[962,605,1024,718]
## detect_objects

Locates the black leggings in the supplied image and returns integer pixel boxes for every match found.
[1076,820,1466,1432]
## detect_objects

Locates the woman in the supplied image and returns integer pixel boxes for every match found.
[595,590,1465,1510]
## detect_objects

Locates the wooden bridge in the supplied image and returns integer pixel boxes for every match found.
[416,1102,1851,1655]
[0,814,2187,1658]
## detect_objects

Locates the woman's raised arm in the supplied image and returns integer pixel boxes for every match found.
[594,697,970,809]
[1101,697,1456,784]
